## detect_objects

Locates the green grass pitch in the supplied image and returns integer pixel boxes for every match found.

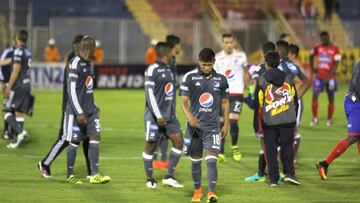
[0,83,359,202]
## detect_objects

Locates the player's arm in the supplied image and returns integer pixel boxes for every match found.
[243,65,251,89]
[0,58,11,66]
[180,95,199,128]
[67,62,87,125]
[294,66,310,98]
[4,49,22,98]
[309,47,317,73]
[144,68,166,126]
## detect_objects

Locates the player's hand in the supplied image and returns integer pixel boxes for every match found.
[3,87,10,98]
[188,115,199,128]
[77,114,87,125]
[221,125,228,139]
[157,118,166,127]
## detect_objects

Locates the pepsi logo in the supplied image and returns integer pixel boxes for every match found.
[164,82,174,97]
[199,93,214,108]
[85,76,93,90]
[225,69,235,79]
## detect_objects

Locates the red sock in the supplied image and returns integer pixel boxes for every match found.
[325,139,350,164]
[312,100,318,119]
[357,142,360,155]
[327,102,335,121]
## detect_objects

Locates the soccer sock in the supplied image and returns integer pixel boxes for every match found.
[325,139,350,165]
[191,158,202,189]
[258,150,266,177]
[206,156,218,193]
[230,119,239,146]
[294,134,301,159]
[67,142,79,177]
[327,102,335,121]
[82,138,91,176]
[160,139,168,162]
[142,152,153,179]
[312,100,318,119]
[166,147,181,177]
[89,140,100,176]
[16,117,24,132]
[4,112,21,135]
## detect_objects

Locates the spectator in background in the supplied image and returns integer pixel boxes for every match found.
[93,40,105,65]
[323,0,334,22]
[144,39,158,65]
[301,0,316,37]
[44,38,61,62]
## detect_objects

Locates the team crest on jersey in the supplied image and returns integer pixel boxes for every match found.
[264,82,292,116]
[164,82,174,97]
[199,93,214,108]
[225,69,235,80]
[86,76,94,90]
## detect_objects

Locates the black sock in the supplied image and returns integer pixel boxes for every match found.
[230,119,239,146]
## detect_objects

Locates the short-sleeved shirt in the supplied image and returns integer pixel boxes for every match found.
[12,45,31,89]
[214,50,247,95]
[179,68,229,131]
[278,57,307,82]
[311,44,341,80]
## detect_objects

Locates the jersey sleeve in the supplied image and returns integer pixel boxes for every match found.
[67,57,84,115]
[144,64,163,119]
[310,46,318,57]
[334,46,341,61]
[221,76,229,99]
[179,72,191,97]
[13,48,23,64]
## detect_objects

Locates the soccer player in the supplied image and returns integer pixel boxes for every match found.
[244,41,275,183]
[143,42,183,189]
[65,36,110,184]
[180,48,229,202]
[288,43,310,160]
[316,58,360,180]
[38,35,91,178]
[0,43,14,139]
[152,35,182,170]
[310,31,341,126]
[214,33,247,162]
[256,51,300,186]
[4,30,31,149]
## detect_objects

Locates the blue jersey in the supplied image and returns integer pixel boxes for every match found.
[0,47,14,83]
[12,45,31,89]
[278,57,307,82]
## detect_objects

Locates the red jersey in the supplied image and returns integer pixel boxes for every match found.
[311,44,341,80]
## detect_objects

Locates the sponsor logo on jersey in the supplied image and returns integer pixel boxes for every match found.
[195,82,201,86]
[165,82,174,97]
[86,76,94,90]
[199,93,214,108]
[264,82,293,116]
[225,69,235,80]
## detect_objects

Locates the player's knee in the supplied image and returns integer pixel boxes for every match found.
[191,154,203,160]
[69,142,80,148]
[4,112,13,120]
[345,136,358,144]
[229,113,239,120]
[88,135,100,141]
[145,141,157,153]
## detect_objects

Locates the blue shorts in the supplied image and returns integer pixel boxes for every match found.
[313,76,338,94]
[344,97,360,136]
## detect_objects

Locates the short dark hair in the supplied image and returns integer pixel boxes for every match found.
[199,48,215,62]
[17,30,28,43]
[155,42,172,58]
[320,31,329,37]
[222,33,233,40]
[276,40,289,55]
[289,43,300,57]
[166,35,180,48]
[265,51,280,68]
[80,36,95,52]
[73,34,84,45]
[279,33,288,40]
[262,41,276,55]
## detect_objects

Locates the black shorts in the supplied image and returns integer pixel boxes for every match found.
[5,85,31,112]
[64,111,101,143]
[229,95,243,114]
[144,113,181,142]
[185,124,221,156]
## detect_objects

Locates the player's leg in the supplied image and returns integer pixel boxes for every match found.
[143,117,159,188]
[160,135,168,163]
[311,77,322,125]
[325,78,337,126]
[218,117,226,162]
[163,118,183,187]
[263,127,280,186]
[82,137,91,178]
[188,129,204,202]
[65,114,82,184]
[245,136,266,182]
[229,96,243,161]
[279,126,299,185]
[1,84,10,139]
[203,130,221,202]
